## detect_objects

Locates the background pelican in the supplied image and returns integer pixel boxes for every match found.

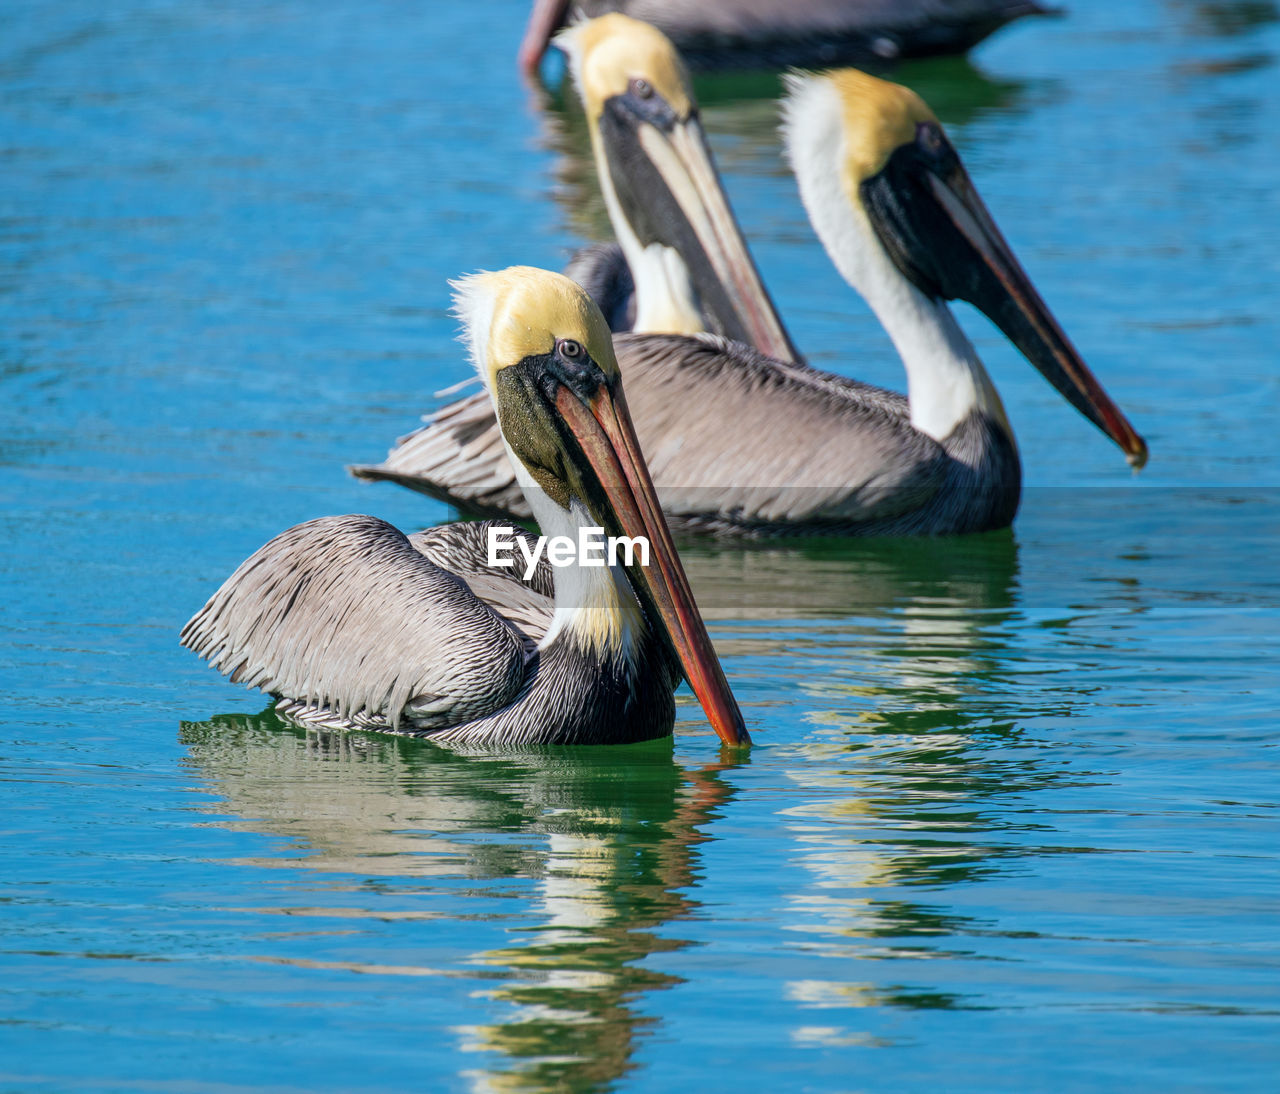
[519,0,1051,76]
[183,268,748,747]
[554,16,798,355]
[352,14,798,496]
[352,64,1144,537]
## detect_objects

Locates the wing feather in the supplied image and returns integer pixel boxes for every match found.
[617,333,940,527]
[181,515,529,731]
[350,333,944,531]
[407,521,555,642]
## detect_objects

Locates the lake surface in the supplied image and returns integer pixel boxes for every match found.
[3,1,1279,1090]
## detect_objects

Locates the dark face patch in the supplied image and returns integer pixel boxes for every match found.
[595,93,760,346]
[598,90,688,253]
[859,121,975,302]
[860,122,1148,458]
[495,344,618,520]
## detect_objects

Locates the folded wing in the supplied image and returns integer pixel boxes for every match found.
[181,514,530,731]
[351,333,945,532]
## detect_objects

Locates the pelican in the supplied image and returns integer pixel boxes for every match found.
[182,268,749,748]
[353,63,1146,536]
[351,14,798,497]
[554,16,799,357]
[520,0,1050,76]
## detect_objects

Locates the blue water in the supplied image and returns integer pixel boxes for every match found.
[3,1,1279,1090]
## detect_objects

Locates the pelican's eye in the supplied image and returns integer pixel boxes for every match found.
[629,77,653,100]
[916,121,945,158]
[557,338,584,360]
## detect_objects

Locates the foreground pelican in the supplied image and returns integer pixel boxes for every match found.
[520,0,1050,76]
[183,268,748,747]
[354,65,1146,536]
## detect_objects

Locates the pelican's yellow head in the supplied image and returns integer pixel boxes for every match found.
[452,266,619,393]
[784,68,939,203]
[831,69,938,191]
[556,14,693,123]
[451,265,627,512]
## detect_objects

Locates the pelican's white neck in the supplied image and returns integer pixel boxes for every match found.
[455,274,644,660]
[629,244,703,335]
[846,235,1009,443]
[783,78,1010,444]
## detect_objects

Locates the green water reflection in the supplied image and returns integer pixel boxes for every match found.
[179,718,740,1091]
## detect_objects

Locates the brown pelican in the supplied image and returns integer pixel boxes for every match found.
[352,66,1145,537]
[519,0,1051,77]
[557,16,799,357]
[352,13,799,498]
[182,267,749,748]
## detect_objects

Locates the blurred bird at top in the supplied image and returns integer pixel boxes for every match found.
[520,0,1053,77]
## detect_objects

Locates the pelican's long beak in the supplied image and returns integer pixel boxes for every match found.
[863,137,1148,468]
[555,378,751,747]
[599,104,800,362]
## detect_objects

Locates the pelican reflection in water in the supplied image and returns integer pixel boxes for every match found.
[356,32,1145,537]
[179,718,741,1090]
[184,268,746,747]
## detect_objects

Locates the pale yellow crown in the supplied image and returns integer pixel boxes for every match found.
[556,14,693,121]
[824,68,938,187]
[451,266,619,392]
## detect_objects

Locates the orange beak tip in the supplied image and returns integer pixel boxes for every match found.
[1126,437,1150,472]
